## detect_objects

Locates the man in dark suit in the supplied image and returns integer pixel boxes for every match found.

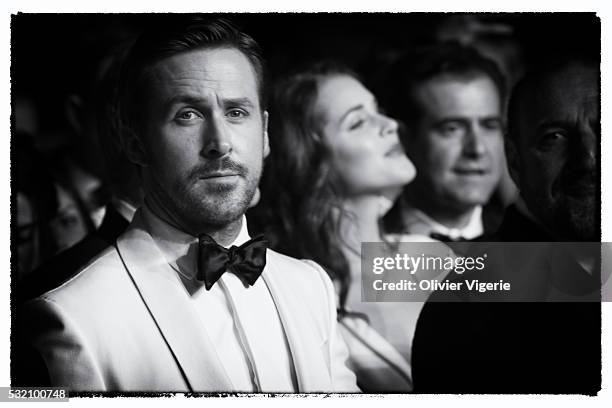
[411,58,601,393]
[381,44,507,241]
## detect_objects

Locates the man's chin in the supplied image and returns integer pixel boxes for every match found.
[553,197,600,241]
[198,177,241,194]
[187,188,257,227]
[445,188,492,209]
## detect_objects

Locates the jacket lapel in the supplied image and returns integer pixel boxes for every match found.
[262,255,332,392]
[116,220,233,392]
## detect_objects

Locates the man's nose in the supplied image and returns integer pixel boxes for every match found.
[201,116,232,159]
[463,124,487,157]
[570,126,598,171]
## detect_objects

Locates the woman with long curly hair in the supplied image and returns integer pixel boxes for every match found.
[251,61,433,391]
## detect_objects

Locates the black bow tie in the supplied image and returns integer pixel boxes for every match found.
[197,234,268,291]
[429,232,468,242]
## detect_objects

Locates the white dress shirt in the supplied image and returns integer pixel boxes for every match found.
[141,204,297,392]
[111,196,138,222]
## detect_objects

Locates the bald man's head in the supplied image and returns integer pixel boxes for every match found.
[506,61,599,240]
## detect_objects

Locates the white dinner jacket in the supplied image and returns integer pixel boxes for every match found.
[22,214,359,393]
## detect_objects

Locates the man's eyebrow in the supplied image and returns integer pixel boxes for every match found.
[479,116,503,124]
[536,119,576,132]
[164,96,256,109]
[165,94,206,107]
[433,117,469,126]
[223,98,255,109]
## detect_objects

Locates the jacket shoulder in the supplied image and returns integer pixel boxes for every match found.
[33,245,129,306]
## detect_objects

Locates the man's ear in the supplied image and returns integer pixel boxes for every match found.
[249,187,261,208]
[123,128,148,168]
[263,110,270,158]
[504,135,521,187]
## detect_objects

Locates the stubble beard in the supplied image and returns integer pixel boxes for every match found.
[173,172,260,232]
[530,190,599,241]
[553,194,599,241]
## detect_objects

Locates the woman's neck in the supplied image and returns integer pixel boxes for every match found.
[339,195,388,275]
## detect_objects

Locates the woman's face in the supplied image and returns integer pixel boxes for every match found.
[315,75,416,197]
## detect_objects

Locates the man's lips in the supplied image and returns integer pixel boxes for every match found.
[198,172,240,179]
[453,167,490,176]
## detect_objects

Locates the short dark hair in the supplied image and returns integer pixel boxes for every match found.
[118,16,266,140]
[380,42,506,132]
[506,57,599,143]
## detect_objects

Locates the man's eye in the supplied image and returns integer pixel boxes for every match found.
[545,131,567,140]
[482,119,502,131]
[538,131,569,150]
[542,131,568,143]
[227,109,248,119]
[440,122,464,135]
[176,110,201,121]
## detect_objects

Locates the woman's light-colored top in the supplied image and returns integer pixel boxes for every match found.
[339,234,453,392]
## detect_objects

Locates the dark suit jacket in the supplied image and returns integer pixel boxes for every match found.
[12,204,129,387]
[411,205,601,394]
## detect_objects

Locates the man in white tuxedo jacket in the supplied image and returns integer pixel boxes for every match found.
[20,17,358,393]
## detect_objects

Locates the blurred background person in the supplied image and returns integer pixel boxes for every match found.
[381,43,507,241]
[251,61,425,391]
[56,18,141,233]
[432,14,524,208]
[17,36,144,302]
[504,59,599,242]
[13,92,94,260]
[13,128,92,278]
[14,133,59,278]
[12,16,140,259]
[412,58,600,393]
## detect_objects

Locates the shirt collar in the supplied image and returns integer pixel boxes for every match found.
[140,203,252,280]
[111,197,138,222]
[399,200,484,240]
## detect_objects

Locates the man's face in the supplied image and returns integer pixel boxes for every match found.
[509,64,599,240]
[405,75,504,216]
[136,47,268,233]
